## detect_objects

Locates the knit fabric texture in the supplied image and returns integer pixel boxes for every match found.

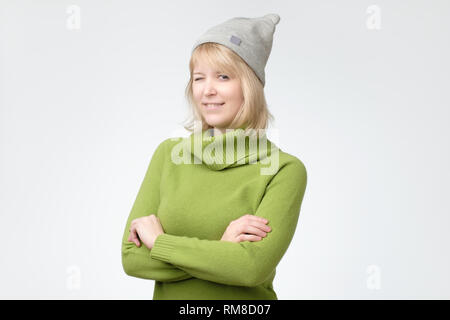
[121,128,307,300]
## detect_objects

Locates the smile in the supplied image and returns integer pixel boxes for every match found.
[203,103,225,109]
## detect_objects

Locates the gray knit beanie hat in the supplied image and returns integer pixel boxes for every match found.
[191,13,281,87]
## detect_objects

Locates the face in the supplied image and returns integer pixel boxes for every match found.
[192,60,244,135]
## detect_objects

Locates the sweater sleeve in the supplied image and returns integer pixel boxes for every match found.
[121,138,193,282]
[150,158,308,287]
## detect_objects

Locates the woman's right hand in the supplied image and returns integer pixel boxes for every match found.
[220,214,271,243]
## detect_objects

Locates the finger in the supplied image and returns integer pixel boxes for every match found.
[250,221,272,233]
[129,225,141,247]
[243,225,267,238]
[129,229,138,246]
[237,234,262,242]
[255,216,269,224]
[245,214,268,224]
[128,232,139,245]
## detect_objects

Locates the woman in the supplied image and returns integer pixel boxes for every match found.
[121,13,307,300]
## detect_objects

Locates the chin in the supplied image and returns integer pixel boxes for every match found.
[203,118,230,128]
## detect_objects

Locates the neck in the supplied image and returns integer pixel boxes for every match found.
[212,124,248,137]
[213,127,225,137]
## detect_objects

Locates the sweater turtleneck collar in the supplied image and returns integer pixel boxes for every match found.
[182,127,279,171]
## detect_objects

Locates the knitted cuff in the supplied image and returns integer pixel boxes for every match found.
[150,233,177,263]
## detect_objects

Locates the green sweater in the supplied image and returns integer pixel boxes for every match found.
[121,128,307,300]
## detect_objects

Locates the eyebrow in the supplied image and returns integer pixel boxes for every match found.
[193,71,222,75]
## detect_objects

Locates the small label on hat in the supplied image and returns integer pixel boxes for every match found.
[230,35,241,46]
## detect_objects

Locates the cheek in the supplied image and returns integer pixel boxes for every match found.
[192,85,203,98]
[231,105,242,117]
[226,85,244,104]
[192,90,201,101]
[229,96,243,113]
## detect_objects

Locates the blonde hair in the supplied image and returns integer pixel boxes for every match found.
[181,42,275,133]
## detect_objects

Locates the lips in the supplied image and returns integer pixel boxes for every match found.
[203,103,225,109]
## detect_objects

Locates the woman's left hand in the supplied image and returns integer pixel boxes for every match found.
[128,214,165,249]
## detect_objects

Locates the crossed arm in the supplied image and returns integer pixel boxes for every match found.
[121,139,193,282]
[121,140,307,287]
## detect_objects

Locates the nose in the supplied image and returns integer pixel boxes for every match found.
[204,80,217,96]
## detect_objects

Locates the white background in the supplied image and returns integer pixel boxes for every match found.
[1,0,449,299]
